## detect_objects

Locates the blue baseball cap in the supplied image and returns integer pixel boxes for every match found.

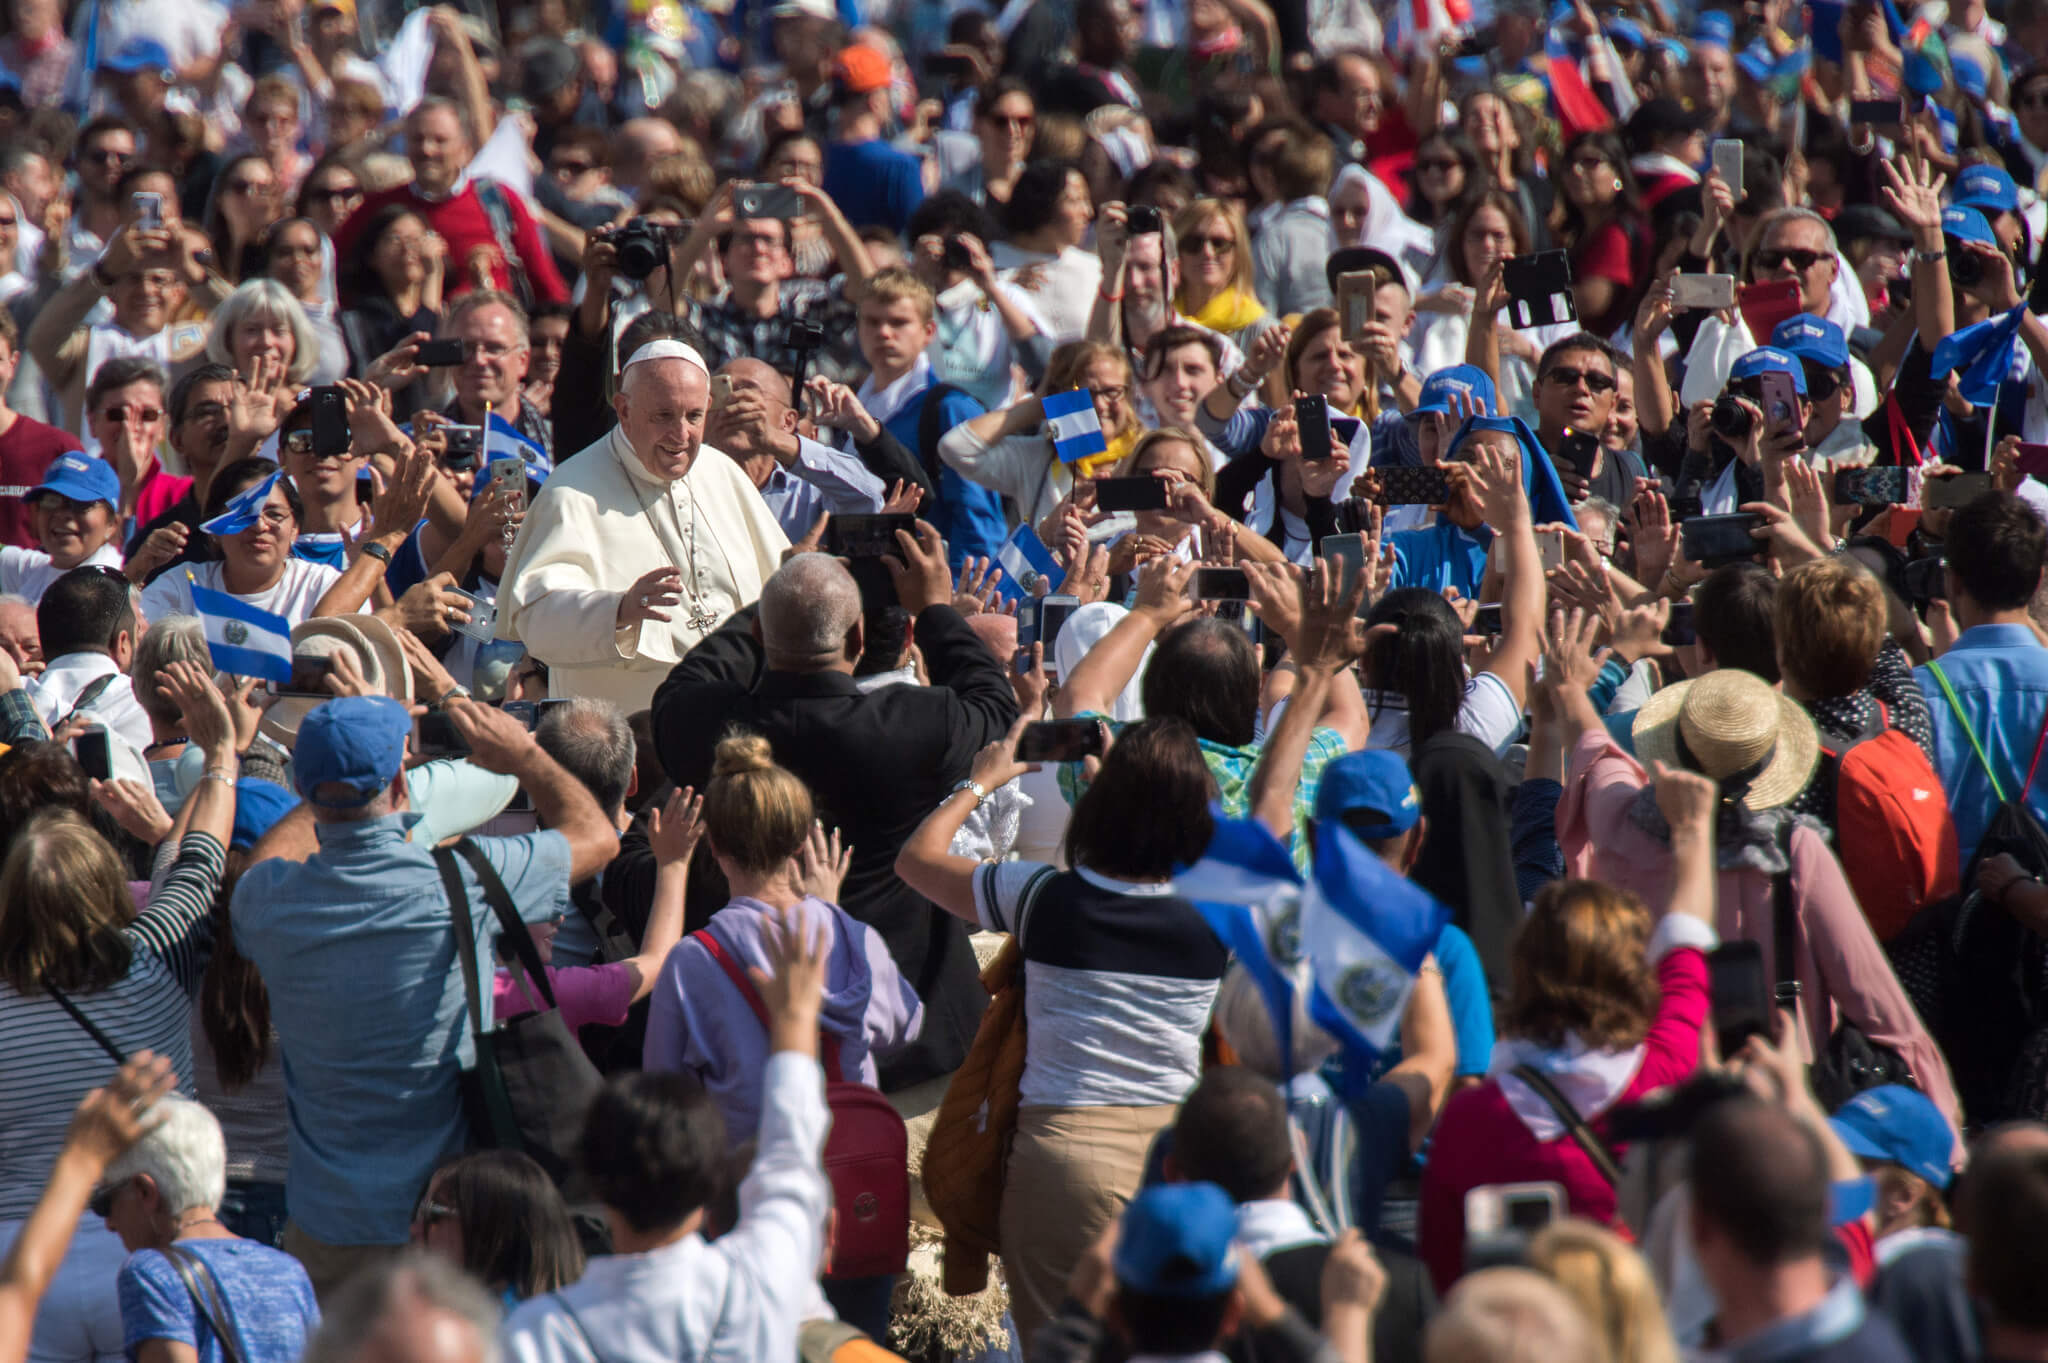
[1736,39,1774,83]
[1694,10,1734,46]
[1943,203,1999,249]
[1412,364,1498,418]
[1728,346,1808,397]
[1770,314,1850,371]
[1828,1084,1953,1189]
[293,696,412,807]
[1605,16,1645,49]
[100,36,172,75]
[1112,1184,1240,1298]
[1315,749,1423,839]
[230,778,299,850]
[1953,52,1989,100]
[1954,163,2019,216]
[31,453,121,509]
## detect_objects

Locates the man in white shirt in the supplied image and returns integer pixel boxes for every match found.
[499,921,833,1363]
[24,561,151,751]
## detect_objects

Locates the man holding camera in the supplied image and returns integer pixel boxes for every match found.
[670,179,871,386]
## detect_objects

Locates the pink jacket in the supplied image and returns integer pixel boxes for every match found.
[1555,731,1961,1131]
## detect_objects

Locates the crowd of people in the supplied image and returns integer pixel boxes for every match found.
[15,0,2048,1358]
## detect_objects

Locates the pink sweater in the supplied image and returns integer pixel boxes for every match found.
[1419,946,1709,1294]
[1554,731,1961,1132]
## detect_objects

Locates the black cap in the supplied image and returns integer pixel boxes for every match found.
[1625,96,1706,154]
[1832,203,1913,247]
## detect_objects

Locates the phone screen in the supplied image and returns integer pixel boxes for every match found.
[1321,532,1370,612]
[1922,471,1995,512]
[1194,567,1251,600]
[1016,719,1107,763]
[1472,603,1503,636]
[1093,476,1171,513]
[414,711,470,757]
[1708,941,1773,1059]
[1712,139,1745,199]
[271,653,335,698]
[74,729,112,782]
[1834,466,1909,506]
[1682,513,1764,565]
[1662,599,1696,646]
[826,513,917,557]
[417,338,467,368]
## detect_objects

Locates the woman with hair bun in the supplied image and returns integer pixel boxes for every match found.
[643,733,922,1148]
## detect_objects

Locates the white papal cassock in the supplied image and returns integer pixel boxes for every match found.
[496,424,791,709]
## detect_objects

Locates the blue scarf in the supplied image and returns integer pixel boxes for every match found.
[1448,414,1582,531]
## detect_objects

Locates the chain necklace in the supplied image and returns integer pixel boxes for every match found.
[623,455,719,632]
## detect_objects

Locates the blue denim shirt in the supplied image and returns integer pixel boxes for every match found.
[1914,623,2048,863]
[230,812,572,1246]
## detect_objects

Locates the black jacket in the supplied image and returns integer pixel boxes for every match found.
[650,602,1018,1087]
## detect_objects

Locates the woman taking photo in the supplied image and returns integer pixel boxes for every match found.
[412,1150,586,1309]
[337,204,446,416]
[1552,131,1645,337]
[895,715,1228,1345]
[1419,758,1718,1293]
[262,219,350,384]
[203,153,285,286]
[1460,88,1552,251]
[994,160,1101,343]
[1102,425,1286,578]
[0,661,237,1362]
[933,77,1036,209]
[1169,197,1279,356]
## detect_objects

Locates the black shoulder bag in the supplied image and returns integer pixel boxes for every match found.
[164,1246,253,1363]
[1511,1063,1623,1186]
[435,839,603,1190]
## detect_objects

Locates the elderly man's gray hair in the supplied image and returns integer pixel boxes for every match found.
[536,697,635,817]
[760,553,862,657]
[102,1096,227,1215]
[132,615,210,727]
[301,1254,502,1363]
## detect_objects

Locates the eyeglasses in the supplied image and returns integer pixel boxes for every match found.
[1180,235,1236,256]
[1541,365,1617,393]
[83,147,131,165]
[1093,385,1128,403]
[226,179,275,196]
[1756,247,1826,272]
[2021,90,2048,109]
[102,404,164,423]
[987,112,1035,129]
[306,184,362,203]
[1569,154,1613,174]
[120,271,181,291]
[227,506,295,530]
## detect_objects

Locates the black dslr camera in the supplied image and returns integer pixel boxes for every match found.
[606,218,686,281]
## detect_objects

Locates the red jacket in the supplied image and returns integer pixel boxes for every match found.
[1419,944,1710,1294]
[332,181,568,308]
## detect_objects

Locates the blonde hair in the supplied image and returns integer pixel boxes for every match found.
[0,810,134,996]
[861,266,936,324]
[1117,427,1216,505]
[1041,341,1140,444]
[1169,198,1257,307]
[703,732,814,876]
[1525,1221,1681,1363]
[643,145,716,217]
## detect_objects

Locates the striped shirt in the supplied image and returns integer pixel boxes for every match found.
[0,832,224,1219]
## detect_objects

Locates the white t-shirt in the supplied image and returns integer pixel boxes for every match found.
[139,557,352,631]
[0,541,123,605]
[1361,670,1523,757]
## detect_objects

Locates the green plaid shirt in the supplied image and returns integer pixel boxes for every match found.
[1057,711,1350,872]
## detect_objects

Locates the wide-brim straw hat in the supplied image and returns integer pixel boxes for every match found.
[259,614,415,745]
[1631,669,1820,813]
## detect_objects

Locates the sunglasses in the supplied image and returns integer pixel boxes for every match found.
[440,450,480,472]
[1180,235,1236,256]
[2021,91,2048,109]
[1542,365,1617,393]
[83,147,131,165]
[1756,247,1826,272]
[102,404,164,423]
[88,1178,131,1218]
[1569,154,1614,174]
[306,184,362,202]
[284,430,356,459]
[1415,157,1461,173]
[227,179,275,196]
[414,1200,457,1227]
[1802,363,1844,401]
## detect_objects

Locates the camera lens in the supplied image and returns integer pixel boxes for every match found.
[612,220,664,281]
[1711,394,1755,440]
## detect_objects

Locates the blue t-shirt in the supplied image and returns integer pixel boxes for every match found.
[1388,520,1491,599]
[823,139,927,234]
[119,1239,319,1363]
[1430,923,1496,1078]
[878,384,1006,567]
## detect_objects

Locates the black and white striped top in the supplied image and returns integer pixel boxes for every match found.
[0,831,224,1219]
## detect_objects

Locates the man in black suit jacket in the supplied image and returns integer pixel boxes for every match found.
[650,524,1016,1088]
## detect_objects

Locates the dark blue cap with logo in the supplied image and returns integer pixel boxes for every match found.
[1729,346,1808,397]
[32,453,122,509]
[1315,749,1423,839]
[101,37,173,74]
[1770,314,1850,371]
[1943,203,1998,248]
[292,696,412,808]
[1113,1183,1241,1298]
[1954,163,2019,216]
[1412,364,1499,418]
[1828,1084,1953,1189]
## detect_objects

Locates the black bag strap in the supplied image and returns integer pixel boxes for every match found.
[164,1246,251,1363]
[1771,824,1800,996]
[62,674,119,726]
[1510,1063,1624,1187]
[449,839,560,1013]
[433,846,489,1039]
[43,984,127,1065]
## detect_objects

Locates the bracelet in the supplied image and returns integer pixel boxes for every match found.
[201,768,237,790]
[1914,247,1947,264]
[1099,287,1124,303]
[90,255,117,290]
[950,778,989,808]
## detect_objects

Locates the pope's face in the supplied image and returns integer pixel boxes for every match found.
[615,359,709,481]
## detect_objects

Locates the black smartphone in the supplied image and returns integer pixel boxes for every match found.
[1833,466,1910,505]
[1473,603,1503,636]
[501,700,540,731]
[414,710,471,758]
[1194,566,1251,600]
[74,729,112,782]
[1376,466,1452,506]
[826,513,918,557]
[1662,599,1696,646]
[417,338,467,367]
[1921,471,1995,512]
[922,50,975,79]
[1850,97,1903,125]
[1501,249,1576,329]
[309,385,350,458]
[270,653,335,698]
[941,236,974,272]
[1094,476,1171,512]
[1295,394,1333,462]
[1126,204,1162,236]
[1708,941,1773,1059]
[1681,512,1765,566]
[1556,429,1599,482]
[733,182,804,219]
[1016,718,1107,763]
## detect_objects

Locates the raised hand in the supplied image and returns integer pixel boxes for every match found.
[796,819,852,901]
[650,785,705,866]
[618,567,684,628]
[1879,154,1948,244]
[158,660,235,757]
[880,480,924,515]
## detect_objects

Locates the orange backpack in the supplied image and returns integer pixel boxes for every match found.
[1822,704,1960,942]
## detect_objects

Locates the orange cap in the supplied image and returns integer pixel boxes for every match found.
[831,44,892,94]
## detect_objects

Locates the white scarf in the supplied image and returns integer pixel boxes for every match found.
[1489,1032,1646,1141]
[855,352,933,431]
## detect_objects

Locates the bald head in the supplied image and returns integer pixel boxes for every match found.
[1425,1268,1599,1363]
[760,553,862,668]
[723,357,792,406]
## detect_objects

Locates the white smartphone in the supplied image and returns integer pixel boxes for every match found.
[1464,1182,1566,1236]
[1713,139,1744,200]
[1671,273,1737,311]
[131,191,163,231]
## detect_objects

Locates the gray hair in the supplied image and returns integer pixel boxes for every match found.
[102,1096,226,1215]
[536,698,635,818]
[760,553,861,657]
[0,591,32,618]
[132,615,209,726]
[1750,206,1838,261]
[205,279,322,387]
[1575,496,1620,550]
[301,1254,502,1363]
[1213,960,1339,1081]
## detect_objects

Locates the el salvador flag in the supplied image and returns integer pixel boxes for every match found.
[1176,813,1307,1070]
[1932,304,2027,408]
[189,580,294,684]
[199,468,285,536]
[487,413,551,478]
[994,524,1061,602]
[1043,389,1108,465]
[1301,822,1450,1060]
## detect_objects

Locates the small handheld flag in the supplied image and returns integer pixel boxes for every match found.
[1043,389,1109,465]
[188,577,294,683]
[487,413,552,479]
[994,524,1062,602]
[1301,822,1451,1060]
[1176,813,1308,1071]
[1931,304,2026,408]
[199,468,285,536]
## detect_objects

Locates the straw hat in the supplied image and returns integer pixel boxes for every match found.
[1631,670,1820,813]
[260,615,415,745]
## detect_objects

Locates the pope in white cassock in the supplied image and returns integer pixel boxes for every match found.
[497,340,790,708]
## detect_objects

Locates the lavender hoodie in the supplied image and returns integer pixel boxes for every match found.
[643,895,924,1145]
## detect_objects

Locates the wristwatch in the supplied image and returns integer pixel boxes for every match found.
[950,778,989,808]
[431,683,472,709]
[360,541,392,565]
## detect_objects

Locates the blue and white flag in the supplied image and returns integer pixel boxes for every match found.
[1176,813,1307,1069]
[1043,389,1108,465]
[1931,304,2026,408]
[1302,823,1451,1059]
[199,468,284,536]
[189,579,293,684]
[487,413,552,478]
[994,524,1062,601]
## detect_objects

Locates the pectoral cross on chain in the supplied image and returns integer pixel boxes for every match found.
[686,604,718,631]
